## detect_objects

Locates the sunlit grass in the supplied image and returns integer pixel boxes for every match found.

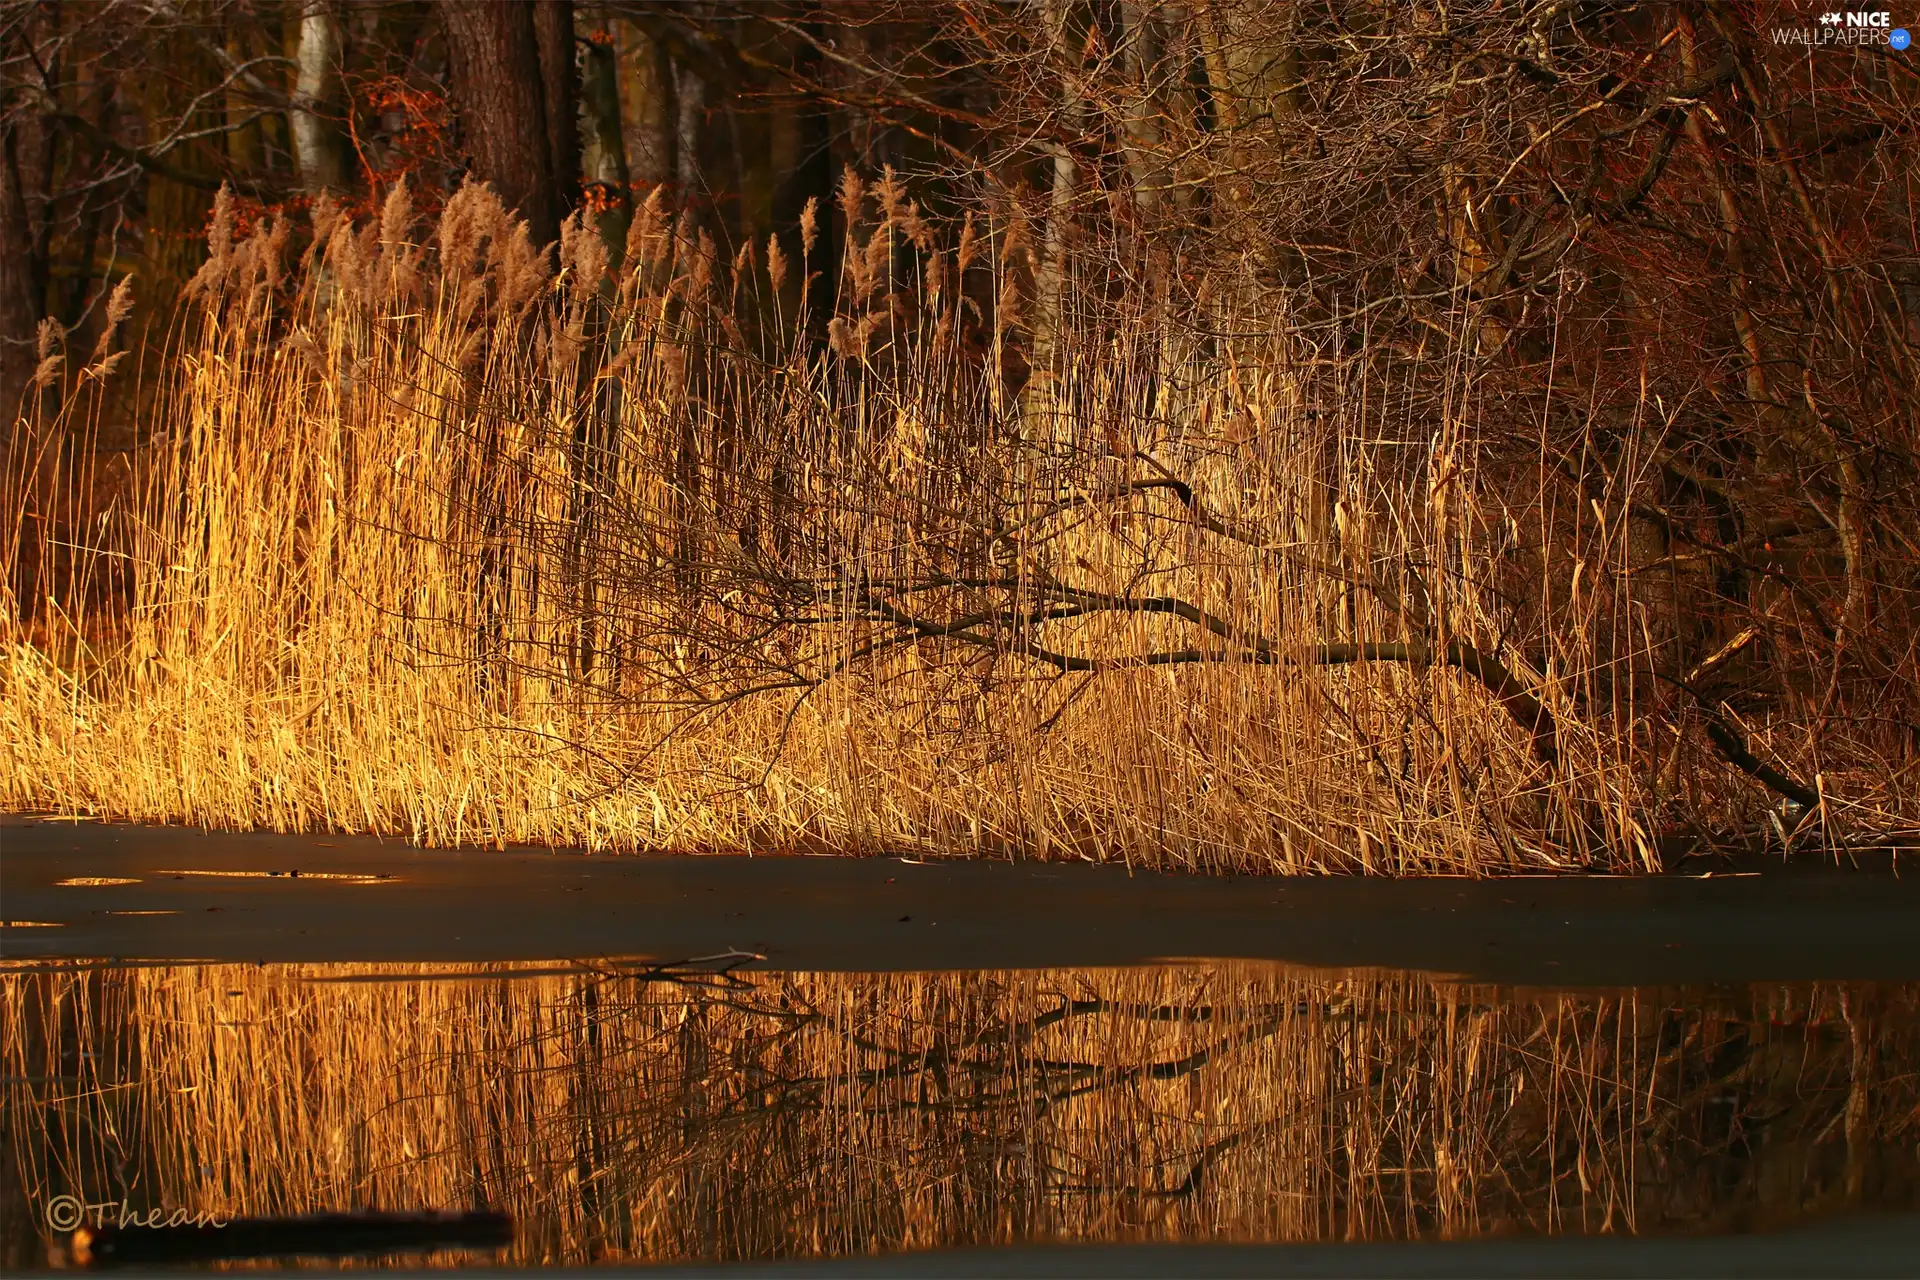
[2,181,1907,872]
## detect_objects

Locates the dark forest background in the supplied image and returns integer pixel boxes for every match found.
[11,2,1911,437]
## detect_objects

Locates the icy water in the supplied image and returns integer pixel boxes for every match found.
[3,819,1919,1274]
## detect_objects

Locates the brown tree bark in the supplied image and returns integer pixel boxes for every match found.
[673,59,705,206]
[1,3,56,437]
[579,29,632,264]
[439,0,578,245]
[0,116,45,435]
[533,0,581,217]
[1024,0,1079,427]
[614,20,675,192]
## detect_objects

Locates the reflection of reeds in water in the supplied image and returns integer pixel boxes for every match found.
[4,965,1916,1267]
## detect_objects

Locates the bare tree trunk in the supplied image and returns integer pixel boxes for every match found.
[440,0,561,244]
[1025,0,1079,429]
[571,16,629,677]
[533,0,581,218]
[1117,1,1166,217]
[0,2,56,438]
[616,22,675,194]
[578,26,632,264]
[1194,0,1298,243]
[0,117,44,436]
[673,60,706,210]
[290,0,346,193]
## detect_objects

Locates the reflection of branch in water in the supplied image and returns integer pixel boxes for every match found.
[571,950,769,992]
[1053,1088,1373,1201]
[752,994,1341,1117]
[1032,1004,1329,1104]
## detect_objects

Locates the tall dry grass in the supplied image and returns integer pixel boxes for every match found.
[4,962,1914,1267]
[1,180,1910,871]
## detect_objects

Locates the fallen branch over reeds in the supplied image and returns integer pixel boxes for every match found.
[857,584,1559,766]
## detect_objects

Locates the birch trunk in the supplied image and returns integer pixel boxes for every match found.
[1117,2,1167,217]
[1024,0,1080,432]
[290,0,346,193]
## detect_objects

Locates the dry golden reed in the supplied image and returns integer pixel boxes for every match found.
[2,180,1907,871]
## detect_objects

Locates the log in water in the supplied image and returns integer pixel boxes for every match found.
[68,1210,512,1267]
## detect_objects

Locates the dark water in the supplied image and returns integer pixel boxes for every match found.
[4,959,1918,1271]
[4,818,1919,1271]
[6,816,1920,983]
